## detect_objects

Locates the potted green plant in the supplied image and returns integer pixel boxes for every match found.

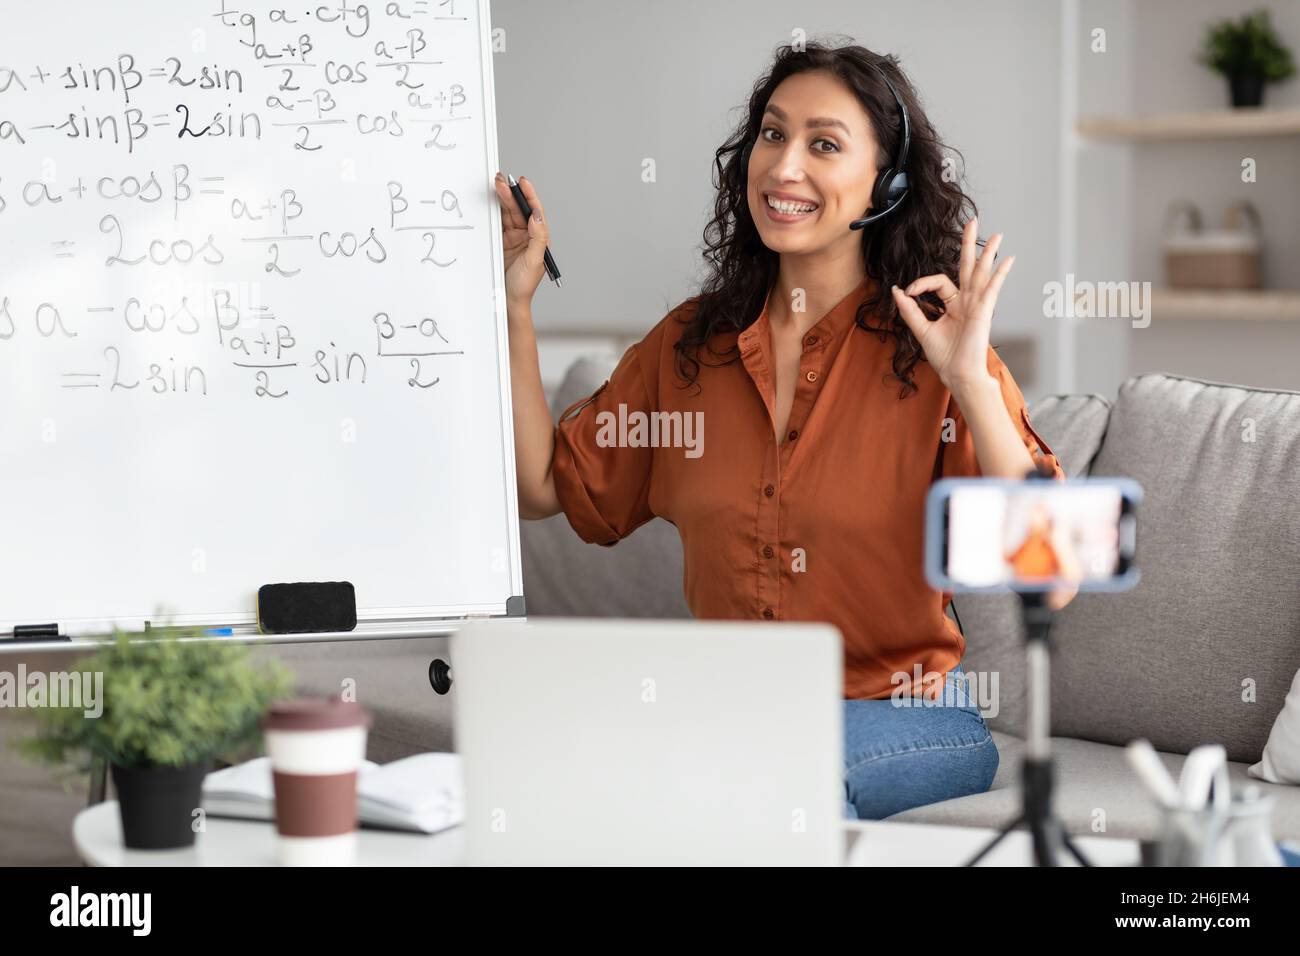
[19,627,293,850]
[1199,9,1295,108]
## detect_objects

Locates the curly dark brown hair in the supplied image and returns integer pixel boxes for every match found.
[673,39,981,399]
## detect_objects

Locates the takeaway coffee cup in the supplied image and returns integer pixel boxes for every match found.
[263,696,372,866]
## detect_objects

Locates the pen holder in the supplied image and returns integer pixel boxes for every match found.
[1152,789,1284,867]
[1152,805,1230,866]
[1220,789,1285,867]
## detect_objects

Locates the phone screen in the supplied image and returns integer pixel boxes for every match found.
[943,483,1133,589]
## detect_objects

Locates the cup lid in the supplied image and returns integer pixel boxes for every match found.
[263,696,372,732]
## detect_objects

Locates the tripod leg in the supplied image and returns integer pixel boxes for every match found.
[1061,829,1094,867]
[964,813,1024,866]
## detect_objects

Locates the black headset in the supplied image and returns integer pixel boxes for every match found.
[741,61,911,230]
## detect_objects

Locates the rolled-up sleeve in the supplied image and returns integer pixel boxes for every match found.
[939,347,1065,481]
[550,342,657,545]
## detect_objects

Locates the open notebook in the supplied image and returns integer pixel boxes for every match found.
[202,753,463,834]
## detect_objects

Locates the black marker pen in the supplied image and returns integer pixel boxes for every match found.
[506,174,562,288]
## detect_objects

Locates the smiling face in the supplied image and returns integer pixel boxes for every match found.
[747,70,881,255]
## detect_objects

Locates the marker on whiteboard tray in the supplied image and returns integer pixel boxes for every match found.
[506,174,562,288]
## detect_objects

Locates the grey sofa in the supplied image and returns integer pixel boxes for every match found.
[259,359,1300,843]
[6,360,1297,865]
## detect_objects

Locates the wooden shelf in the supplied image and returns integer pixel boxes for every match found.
[1077,107,1300,142]
[1150,289,1300,321]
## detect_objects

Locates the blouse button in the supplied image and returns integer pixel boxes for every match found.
[762,545,775,558]
[804,335,818,347]
[787,429,799,441]
[763,484,775,497]
[762,607,774,620]
[805,370,818,383]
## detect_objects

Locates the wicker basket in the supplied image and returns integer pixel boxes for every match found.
[1162,200,1262,290]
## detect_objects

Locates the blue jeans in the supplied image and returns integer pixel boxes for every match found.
[843,663,999,819]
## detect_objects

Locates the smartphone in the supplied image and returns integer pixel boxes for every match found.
[924,477,1142,593]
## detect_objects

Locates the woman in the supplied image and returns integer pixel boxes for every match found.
[495,41,1074,820]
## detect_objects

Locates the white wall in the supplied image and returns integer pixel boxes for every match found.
[1072,0,1137,401]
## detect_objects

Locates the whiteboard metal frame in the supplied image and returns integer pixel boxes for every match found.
[479,0,528,623]
[0,616,535,656]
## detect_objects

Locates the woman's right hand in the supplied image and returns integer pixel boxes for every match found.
[494,171,549,309]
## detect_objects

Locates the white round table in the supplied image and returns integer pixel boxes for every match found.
[74,801,465,866]
[76,802,1141,866]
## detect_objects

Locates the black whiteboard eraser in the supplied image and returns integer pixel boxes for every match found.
[8,623,66,642]
[257,582,357,634]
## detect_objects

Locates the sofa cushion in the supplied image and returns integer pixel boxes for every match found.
[522,353,691,619]
[1049,374,1300,763]
[887,732,1300,842]
[954,391,1113,737]
[1009,392,1114,480]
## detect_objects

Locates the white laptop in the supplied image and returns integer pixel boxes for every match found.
[450,618,844,866]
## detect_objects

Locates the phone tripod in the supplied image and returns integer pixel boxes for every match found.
[964,589,1092,866]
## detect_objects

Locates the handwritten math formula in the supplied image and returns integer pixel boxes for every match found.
[1,0,497,404]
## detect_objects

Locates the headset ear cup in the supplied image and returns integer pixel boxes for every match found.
[884,170,909,208]
[871,169,909,218]
[870,167,893,215]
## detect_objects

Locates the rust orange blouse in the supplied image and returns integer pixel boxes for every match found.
[550,275,1065,700]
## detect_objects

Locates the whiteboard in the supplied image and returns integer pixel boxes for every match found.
[0,0,524,633]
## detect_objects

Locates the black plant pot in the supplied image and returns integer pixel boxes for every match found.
[1228,71,1265,108]
[111,761,212,850]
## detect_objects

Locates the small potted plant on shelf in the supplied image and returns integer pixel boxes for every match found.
[19,626,293,850]
[1199,8,1295,108]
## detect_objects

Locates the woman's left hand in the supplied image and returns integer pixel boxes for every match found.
[895,221,1075,610]
[891,217,1015,394]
